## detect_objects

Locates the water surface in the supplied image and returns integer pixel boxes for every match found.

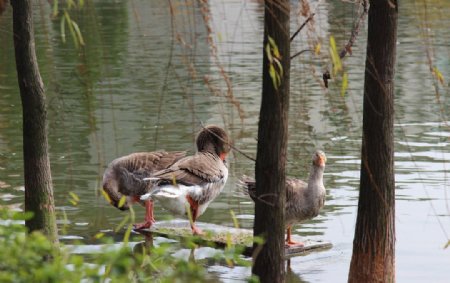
[0,1,449,282]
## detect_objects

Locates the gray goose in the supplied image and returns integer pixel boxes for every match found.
[240,150,326,247]
[118,125,231,234]
[103,151,186,229]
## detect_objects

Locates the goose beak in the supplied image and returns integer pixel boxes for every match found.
[316,153,327,167]
[219,152,228,161]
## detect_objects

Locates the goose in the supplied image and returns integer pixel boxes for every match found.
[116,125,230,234]
[240,150,326,247]
[139,125,231,234]
[103,150,186,229]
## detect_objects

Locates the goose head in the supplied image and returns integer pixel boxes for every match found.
[196,125,231,161]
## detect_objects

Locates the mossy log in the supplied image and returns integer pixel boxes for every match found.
[138,219,332,258]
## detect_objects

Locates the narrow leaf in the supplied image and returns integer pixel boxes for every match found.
[118,195,127,208]
[329,36,342,75]
[273,57,283,78]
[94,232,105,239]
[341,72,348,97]
[123,224,132,244]
[71,20,85,46]
[433,67,445,85]
[265,43,273,63]
[60,16,66,43]
[69,191,80,202]
[269,64,278,90]
[315,43,321,55]
[52,0,58,18]
[268,36,280,59]
[64,11,79,49]
[230,210,239,229]
[115,214,130,233]
[100,189,112,204]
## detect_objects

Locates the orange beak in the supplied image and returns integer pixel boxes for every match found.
[219,152,228,161]
[317,154,326,167]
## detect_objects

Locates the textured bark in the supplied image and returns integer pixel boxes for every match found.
[252,1,290,282]
[348,0,398,282]
[11,0,58,243]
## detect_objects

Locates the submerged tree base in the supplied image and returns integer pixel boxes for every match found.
[137,219,332,258]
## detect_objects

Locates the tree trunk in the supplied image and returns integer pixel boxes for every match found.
[252,1,290,282]
[11,0,58,243]
[348,0,398,282]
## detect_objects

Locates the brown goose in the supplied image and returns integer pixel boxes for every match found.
[103,151,186,229]
[139,125,231,235]
[240,150,326,247]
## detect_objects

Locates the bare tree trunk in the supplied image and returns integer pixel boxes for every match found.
[11,0,58,243]
[348,0,398,282]
[252,1,290,282]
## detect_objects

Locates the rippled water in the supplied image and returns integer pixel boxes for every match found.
[0,1,449,282]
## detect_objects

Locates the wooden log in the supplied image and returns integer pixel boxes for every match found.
[137,219,332,258]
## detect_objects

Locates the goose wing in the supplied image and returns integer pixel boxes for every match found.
[152,152,227,187]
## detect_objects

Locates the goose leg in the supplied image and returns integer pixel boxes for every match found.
[134,200,155,230]
[285,226,304,247]
[186,196,203,235]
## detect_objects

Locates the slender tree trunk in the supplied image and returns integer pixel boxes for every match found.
[348,0,398,282]
[11,0,58,243]
[252,1,290,282]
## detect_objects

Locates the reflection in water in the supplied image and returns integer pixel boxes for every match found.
[0,0,449,282]
[132,232,154,255]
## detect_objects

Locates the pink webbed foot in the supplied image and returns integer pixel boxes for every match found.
[285,240,305,248]
[133,221,154,230]
[191,224,203,235]
[285,226,304,247]
[133,200,156,230]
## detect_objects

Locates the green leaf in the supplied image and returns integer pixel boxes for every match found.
[229,210,239,229]
[268,36,280,59]
[340,72,348,97]
[71,20,85,46]
[11,211,34,221]
[52,0,59,18]
[265,43,273,63]
[94,232,105,239]
[60,16,66,43]
[433,67,444,85]
[115,213,130,233]
[123,224,132,244]
[315,43,321,55]
[101,189,112,204]
[69,191,80,202]
[329,36,342,75]
[118,195,127,208]
[269,64,279,90]
[67,0,75,9]
[64,11,79,49]
[273,57,283,78]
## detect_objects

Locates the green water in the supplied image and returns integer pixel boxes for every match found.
[0,1,449,282]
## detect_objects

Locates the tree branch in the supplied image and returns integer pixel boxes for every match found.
[290,13,315,42]
[339,0,369,59]
[323,0,369,88]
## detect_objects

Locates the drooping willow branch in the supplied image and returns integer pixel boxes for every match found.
[323,0,369,88]
[339,0,369,59]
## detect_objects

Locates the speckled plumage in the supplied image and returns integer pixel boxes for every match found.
[102,151,186,210]
[102,125,231,234]
[140,126,231,232]
[240,150,326,245]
